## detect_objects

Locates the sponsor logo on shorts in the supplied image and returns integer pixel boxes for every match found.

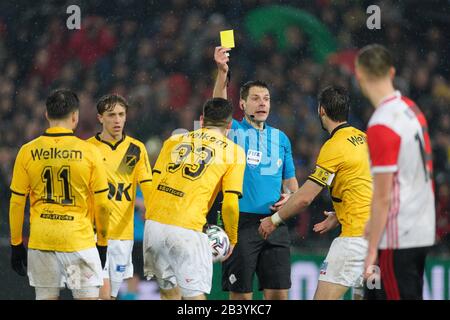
[320,261,328,275]
[229,274,237,284]
[116,264,126,272]
[185,278,193,283]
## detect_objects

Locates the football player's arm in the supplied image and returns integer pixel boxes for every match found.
[136,144,153,210]
[364,125,400,275]
[213,46,231,99]
[282,178,299,194]
[92,190,109,246]
[221,192,239,245]
[9,148,29,246]
[367,173,393,253]
[271,135,298,210]
[90,149,111,246]
[151,141,168,187]
[9,193,27,246]
[9,148,29,276]
[221,149,245,245]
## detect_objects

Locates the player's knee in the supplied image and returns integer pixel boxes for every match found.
[182,293,206,300]
[160,287,181,300]
[230,292,253,300]
[263,289,288,300]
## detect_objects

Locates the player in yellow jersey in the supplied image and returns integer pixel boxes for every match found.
[259,86,373,300]
[9,89,110,300]
[144,97,246,300]
[87,94,152,300]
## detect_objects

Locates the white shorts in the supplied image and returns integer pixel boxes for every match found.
[102,239,134,281]
[28,248,103,290]
[318,237,368,288]
[143,220,212,297]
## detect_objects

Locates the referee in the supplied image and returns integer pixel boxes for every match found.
[213,46,298,300]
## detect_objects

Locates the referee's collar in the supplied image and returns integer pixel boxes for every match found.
[43,127,74,137]
[330,122,350,138]
[241,117,267,131]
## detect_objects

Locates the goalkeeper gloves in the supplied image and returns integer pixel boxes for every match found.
[11,243,27,276]
[96,244,107,269]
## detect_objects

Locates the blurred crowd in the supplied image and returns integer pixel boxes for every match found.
[0,0,448,252]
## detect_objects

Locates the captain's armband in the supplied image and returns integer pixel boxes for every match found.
[308,165,335,187]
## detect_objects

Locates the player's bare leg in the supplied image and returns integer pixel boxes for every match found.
[230,292,252,300]
[263,289,288,300]
[313,280,348,300]
[183,294,206,300]
[160,287,181,300]
[99,278,111,300]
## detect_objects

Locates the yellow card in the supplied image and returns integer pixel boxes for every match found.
[220,30,235,49]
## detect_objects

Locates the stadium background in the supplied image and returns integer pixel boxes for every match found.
[0,0,448,299]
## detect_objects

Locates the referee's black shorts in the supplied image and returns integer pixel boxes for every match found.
[222,212,291,293]
[365,246,431,300]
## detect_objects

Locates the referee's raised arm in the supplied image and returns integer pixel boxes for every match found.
[213,46,231,99]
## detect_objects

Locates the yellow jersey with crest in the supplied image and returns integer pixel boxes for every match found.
[87,134,152,240]
[10,127,109,252]
[146,128,246,232]
[308,124,372,237]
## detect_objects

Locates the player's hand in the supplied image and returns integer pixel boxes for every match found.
[270,193,291,212]
[313,211,339,234]
[214,46,230,73]
[222,244,235,262]
[364,247,378,279]
[96,244,107,269]
[11,243,27,276]
[258,217,277,240]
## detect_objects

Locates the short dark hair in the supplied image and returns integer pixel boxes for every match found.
[46,89,79,119]
[202,98,233,128]
[96,94,129,115]
[318,86,350,122]
[356,44,393,78]
[240,80,270,101]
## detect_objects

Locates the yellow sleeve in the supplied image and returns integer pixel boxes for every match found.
[151,141,169,186]
[221,192,239,245]
[89,147,110,245]
[10,147,30,196]
[222,146,245,198]
[9,194,26,245]
[137,143,153,209]
[9,147,29,245]
[308,142,342,187]
[136,143,153,185]
[93,191,110,245]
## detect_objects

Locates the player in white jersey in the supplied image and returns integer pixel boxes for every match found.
[355,44,435,299]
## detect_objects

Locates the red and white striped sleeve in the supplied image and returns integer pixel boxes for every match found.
[367,124,401,173]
